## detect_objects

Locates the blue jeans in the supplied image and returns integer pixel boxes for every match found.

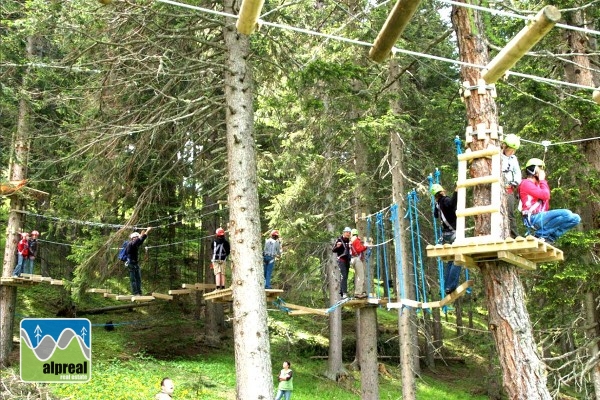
[12,254,26,277]
[128,262,142,295]
[275,390,292,400]
[444,261,461,293]
[263,255,275,289]
[25,257,35,275]
[529,209,580,242]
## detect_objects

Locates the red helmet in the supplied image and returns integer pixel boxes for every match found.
[271,230,279,237]
[216,228,225,236]
[31,230,39,236]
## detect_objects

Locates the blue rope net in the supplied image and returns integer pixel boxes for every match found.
[390,204,405,301]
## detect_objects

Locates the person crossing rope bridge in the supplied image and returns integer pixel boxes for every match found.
[431,184,462,295]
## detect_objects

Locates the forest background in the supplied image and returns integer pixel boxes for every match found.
[1,0,600,398]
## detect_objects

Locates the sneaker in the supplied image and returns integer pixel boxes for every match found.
[445,288,455,295]
[355,293,367,299]
[341,293,348,299]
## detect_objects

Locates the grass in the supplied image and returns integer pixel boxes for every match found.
[3,286,495,399]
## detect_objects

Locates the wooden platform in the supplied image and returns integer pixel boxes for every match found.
[1,274,64,287]
[203,287,284,303]
[387,280,473,310]
[426,236,563,270]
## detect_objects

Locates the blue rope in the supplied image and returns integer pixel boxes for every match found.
[390,204,405,301]
[376,212,391,299]
[273,297,291,313]
[406,192,422,303]
[454,136,463,155]
[408,190,428,307]
[365,216,373,296]
[375,212,383,299]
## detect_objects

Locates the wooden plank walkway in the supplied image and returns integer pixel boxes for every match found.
[1,274,64,287]
[426,236,563,269]
[386,280,473,310]
[203,287,284,303]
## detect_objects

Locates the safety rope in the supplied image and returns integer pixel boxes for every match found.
[273,297,291,313]
[429,172,446,302]
[407,190,427,306]
[389,204,405,301]
[375,212,391,299]
[365,216,373,297]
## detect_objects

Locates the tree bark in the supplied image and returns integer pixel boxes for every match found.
[223,1,273,397]
[452,3,551,398]
[0,36,34,368]
[389,67,418,397]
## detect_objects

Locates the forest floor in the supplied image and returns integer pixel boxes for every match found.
[0,283,575,399]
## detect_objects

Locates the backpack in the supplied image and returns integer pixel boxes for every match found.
[118,240,129,262]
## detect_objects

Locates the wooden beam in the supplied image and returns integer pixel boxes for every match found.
[282,302,328,316]
[236,0,265,35]
[455,205,499,218]
[439,280,473,307]
[497,250,536,270]
[132,296,155,302]
[482,6,561,83]
[457,147,500,161]
[368,0,423,63]
[454,253,477,269]
[456,175,499,188]
[86,288,111,294]
[151,292,173,300]
[168,289,192,295]
[115,295,133,301]
[387,298,422,309]
[182,283,216,291]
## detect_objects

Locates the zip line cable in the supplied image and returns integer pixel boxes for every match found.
[155,0,599,95]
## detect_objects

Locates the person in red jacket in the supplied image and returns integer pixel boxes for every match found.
[12,232,29,277]
[518,158,580,244]
[350,228,369,299]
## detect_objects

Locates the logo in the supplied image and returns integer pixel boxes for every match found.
[20,318,91,383]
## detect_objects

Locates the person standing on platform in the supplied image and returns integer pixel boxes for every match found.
[332,227,352,299]
[501,134,522,238]
[126,227,151,295]
[12,232,29,277]
[263,229,282,289]
[431,184,462,294]
[211,227,231,290]
[26,230,40,275]
[350,228,368,299]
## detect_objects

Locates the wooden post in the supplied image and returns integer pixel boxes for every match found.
[482,6,561,84]
[368,0,423,63]
[236,0,265,35]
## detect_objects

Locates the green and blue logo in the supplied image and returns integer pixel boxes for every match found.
[20,318,91,383]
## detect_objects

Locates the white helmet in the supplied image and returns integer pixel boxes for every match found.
[130,232,141,239]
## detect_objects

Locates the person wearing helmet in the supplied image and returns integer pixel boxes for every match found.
[332,227,353,298]
[501,134,522,238]
[12,232,30,278]
[263,230,282,289]
[26,230,40,275]
[349,228,368,299]
[211,228,230,290]
[125,227,152,295]
[432,184,461,294]
[518,159,580,244]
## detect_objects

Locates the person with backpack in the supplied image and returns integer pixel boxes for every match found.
[332,227,352,299]
[211,228,230,290]
[125,227,151,295]
[350,228,368,299]
[263,229,282,289]
[501,134,522,238]
[431,184,462,295]
[12,232,29,277]
[518,158,580,244]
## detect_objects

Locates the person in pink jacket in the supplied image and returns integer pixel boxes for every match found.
[518,158,580,244]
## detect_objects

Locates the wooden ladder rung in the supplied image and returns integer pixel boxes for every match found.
[456,175,500,188]
[456,205,500,217]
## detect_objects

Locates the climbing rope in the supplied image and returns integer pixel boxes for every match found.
[389,204,405,301]
[406,190,428,306]
[375,212,391,299]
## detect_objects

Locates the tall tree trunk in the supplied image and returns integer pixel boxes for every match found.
[353,118,379,399]
[452,3,551,398]
[563,9,600,397]
[0,36,34,368]
[223,1,273,397]
[389,62,418,396]
[325,225,345,381]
